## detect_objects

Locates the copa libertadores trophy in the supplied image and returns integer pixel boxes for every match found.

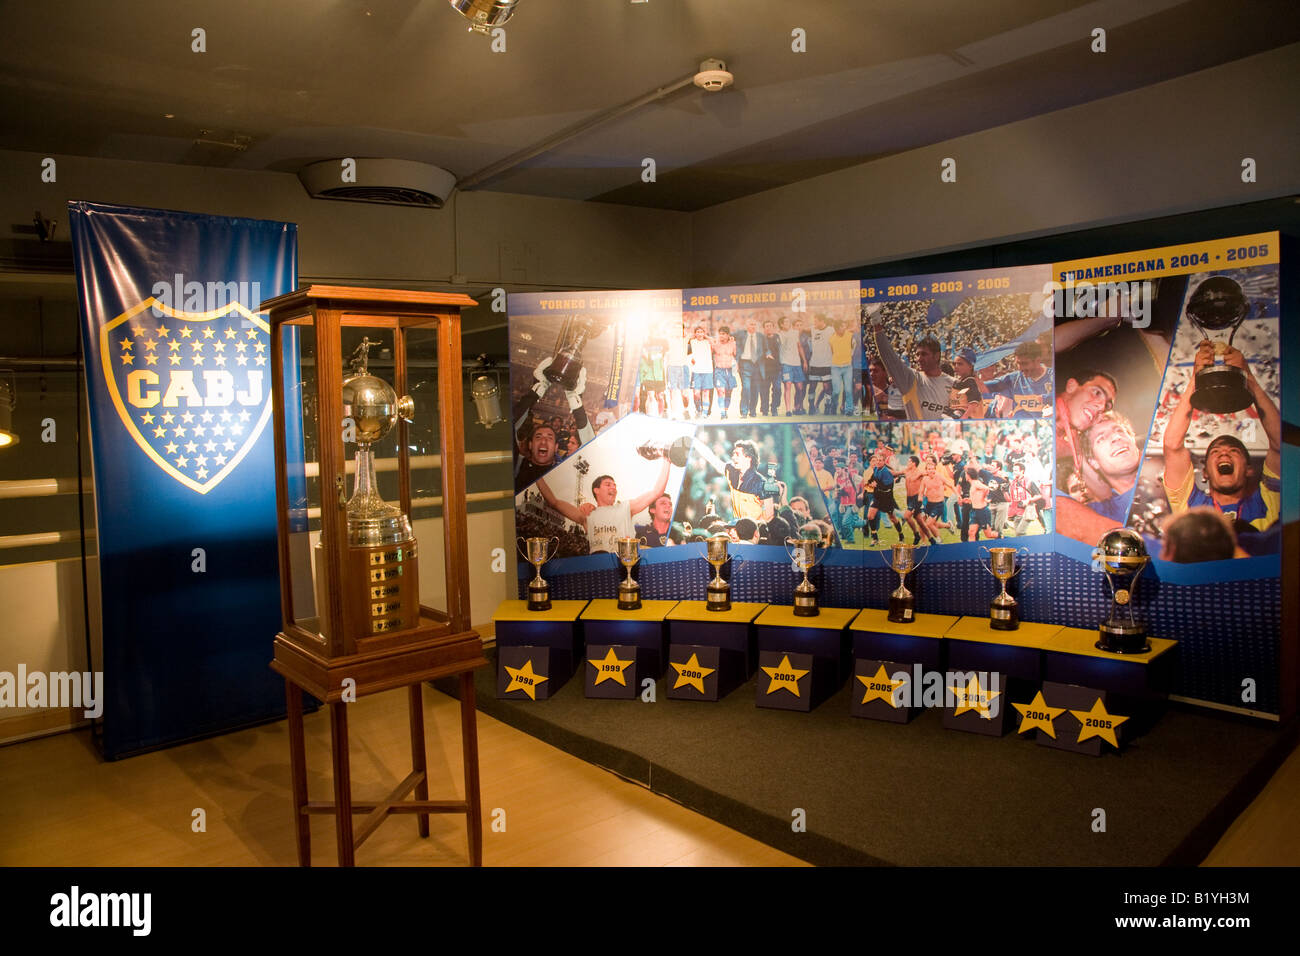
[706,533,732,611]
[980,546,1029,631]
[785,536,824,617]
[882,542,928,623]
[1186,276,1253,414]
[341,337,419,635]
[1093,528,1152,654]
[517,536,559,611]
[616,536,645,610]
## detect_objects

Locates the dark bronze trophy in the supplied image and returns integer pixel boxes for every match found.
[517,536,559,611]
[1094,528,1152,654]
[882,542,928,623]
[980,546,1029,630]
[1186,276,1253,414]
[616,536,645,610]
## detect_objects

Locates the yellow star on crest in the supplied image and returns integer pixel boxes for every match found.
[179,326,192,338]
[224,327,236,339]
[949,674,1002,719]
[119,352,133,365]
[589,647,634,686]
[202,327,215,339]
[761,655,809,697]
[145,352,158,366]
[161,412,175,424]
[168,340,181,352]
[156,324,169,337]
[856,664,904,708]
[1070,698,1129,748]
[1013,691,1067,738]
[140,412,155,425]
[670,653,716,694]
[504,659,549,700]
[118,336,132,349]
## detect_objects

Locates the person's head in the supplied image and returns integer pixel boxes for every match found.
[954,347,978,379]
[1202,434,1252,498]
[870,360,889,388]
[915,337,943,375]
[730,440,758,472]
[745,318,758,333]
[525,423,557,465]
[565,432,580,454]
[909,454,920,468]
[814,313,828,329]
[1161,507,1237,563]
[591,474,617,506]
[1081,411,1140,486]
[991,458,1003,471]
[1062,370,1118,431]
[1015,341,1046,377]
[794,316,806,332]
[651,493,673,523]
[925,459,936,476]
[718,325,731,341]
[693,325,706,339]
[778,316,789,330]
[763,319,777,334]
[734,517,758,542]
[1012,460,1025,476]
[790,495,810,517]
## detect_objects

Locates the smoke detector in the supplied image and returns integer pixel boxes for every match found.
[298,158,457,208]
[693,58,734,92]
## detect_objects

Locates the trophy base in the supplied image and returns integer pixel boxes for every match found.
[706,585,731,612]
[793,593,819,617]
[526,585,551,612]
[617,586,642,611]
[1189,366,1253,415]
[989,601,1019,631]
[887,596,915,624]
[1096,624,1150,655]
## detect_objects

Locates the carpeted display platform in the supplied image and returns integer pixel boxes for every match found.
[444,650,1296,866]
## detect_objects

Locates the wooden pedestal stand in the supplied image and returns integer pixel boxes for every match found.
[263,285,488,866]
[272,629,487,867]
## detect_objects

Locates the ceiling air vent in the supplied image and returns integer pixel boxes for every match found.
[298,159,457,208]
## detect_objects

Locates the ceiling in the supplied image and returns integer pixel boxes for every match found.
[1,0,1296,212]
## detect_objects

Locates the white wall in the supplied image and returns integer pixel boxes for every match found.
[691,43,1300,285]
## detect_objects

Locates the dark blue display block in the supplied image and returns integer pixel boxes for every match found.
[584,644,642,700]
[849,608,958,672]
[941,617,1063,737]
[666,601,766,677]
[497,645,565,701]
[493,599,588,697]
[756,649,822,712]
[850,658,917,723]
[666,644,741,702]
[580,599,677,679]
[754,605,857,711]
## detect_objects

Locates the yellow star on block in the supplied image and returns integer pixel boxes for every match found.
[1013,691,1067,738]
[589,647,634,686]
[1070,698,1129,748]
[504,659,549,700]
[949,674,1002,719]
[761,655,809,697]
[670,653,716,694]
[856,664,904,708]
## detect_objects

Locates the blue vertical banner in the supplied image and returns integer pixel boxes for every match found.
[68,201,297,758]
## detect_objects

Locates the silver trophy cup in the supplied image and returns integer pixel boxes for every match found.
[706,533,732,612]
[980,546,1029,630]
[1093,528,1152,654]
[615,536,646,610]
[881,541,929,623]
[517,536,559,611]
[785,536,825,617]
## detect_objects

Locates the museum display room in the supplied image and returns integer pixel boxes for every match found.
[0,0,1296,920]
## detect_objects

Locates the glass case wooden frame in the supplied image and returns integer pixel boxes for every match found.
[263,285,480,660]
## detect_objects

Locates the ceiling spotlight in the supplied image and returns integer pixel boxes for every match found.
[0,374,18,449]
[693,58,734,92]
[448,0,521,34]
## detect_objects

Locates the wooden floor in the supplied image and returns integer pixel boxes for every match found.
[0,687,1295,866]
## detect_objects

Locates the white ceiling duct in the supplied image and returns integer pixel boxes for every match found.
[298,158,457,208]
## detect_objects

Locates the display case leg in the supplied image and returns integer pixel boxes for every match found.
[459,670,483,867]
[285,681,311,867]
[408,682,430,838]
[329,701,355,867]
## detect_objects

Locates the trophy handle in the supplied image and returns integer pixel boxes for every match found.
[810,546,826,569]
[877,548,893,570]
[784,537,798,561]
[978,545,995,577]
[1015,546,1031,578]
[913,544,930,570]
[547,536,560,563]
[516,536,528,560]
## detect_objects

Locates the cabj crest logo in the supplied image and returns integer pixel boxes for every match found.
[100,298,271,494]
